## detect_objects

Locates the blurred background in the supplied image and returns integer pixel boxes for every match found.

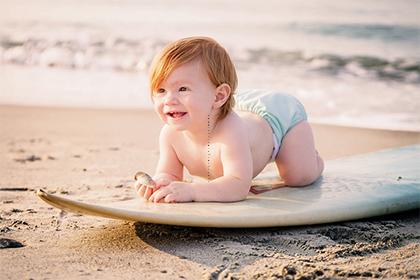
[0,0,419,131]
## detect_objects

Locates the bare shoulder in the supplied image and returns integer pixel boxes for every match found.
[216,111,253,179]
[215,111,248,142]
[159,124,170,140]
[159,124,181,142]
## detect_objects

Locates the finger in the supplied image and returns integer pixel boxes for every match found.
[152,188,170,203]
[144,181,158,190]
[149,190,166,203]
[164,194,176,203]
[151,184,161,191]
[148,190,158,202]
[134,181,141,192]
[137,185,146,197]
[144,187,153,200]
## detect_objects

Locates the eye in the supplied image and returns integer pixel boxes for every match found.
[154,88,166,96]
[179,86,189,92]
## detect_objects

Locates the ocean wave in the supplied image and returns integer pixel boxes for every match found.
[288,23,420,43]
[1,35,419,83]
[232,48,419,83]
[0,36,164,72]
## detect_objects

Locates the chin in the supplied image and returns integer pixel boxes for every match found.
[164,114,191,130]
[165,120,188,131]
[170,124,187,131]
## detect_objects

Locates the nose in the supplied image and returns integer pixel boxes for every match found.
[163,91,179,105]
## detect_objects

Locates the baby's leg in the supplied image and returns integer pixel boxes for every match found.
[275,121,324,186]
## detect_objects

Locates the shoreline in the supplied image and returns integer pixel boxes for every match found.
[2,104,419,160]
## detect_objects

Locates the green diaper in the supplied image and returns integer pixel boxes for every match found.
[234,89,307,160]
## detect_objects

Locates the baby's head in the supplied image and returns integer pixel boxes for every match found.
[149,36,237,120]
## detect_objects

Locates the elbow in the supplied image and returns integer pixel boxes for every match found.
[194,176,251,202]
[232,192,249,202]
[222,193,247,203]
[226,180,251,202]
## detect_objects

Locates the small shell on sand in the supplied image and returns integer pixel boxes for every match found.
[134,171,156,188]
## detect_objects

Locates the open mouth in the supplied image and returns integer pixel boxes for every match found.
[166,111,187,119]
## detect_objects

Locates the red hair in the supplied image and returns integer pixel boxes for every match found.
[149,37,237,120]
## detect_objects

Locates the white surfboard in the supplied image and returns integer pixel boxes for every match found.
[37,145,420,227]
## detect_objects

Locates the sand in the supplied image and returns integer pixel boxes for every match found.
[1,105,419,279]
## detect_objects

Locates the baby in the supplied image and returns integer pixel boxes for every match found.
[135,36,324,203]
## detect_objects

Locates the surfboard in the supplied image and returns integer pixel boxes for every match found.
[37,145,420,228]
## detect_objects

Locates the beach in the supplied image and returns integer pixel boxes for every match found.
[1,0,420,278]
[1,105,419,279]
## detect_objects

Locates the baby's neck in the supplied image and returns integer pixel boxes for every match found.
[183,113,219,145]
[182,130,208,145]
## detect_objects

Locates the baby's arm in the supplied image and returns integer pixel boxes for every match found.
[192,126,253,202]
[137,125,183,199]
[149,124,253,202]
[154,125,183,182]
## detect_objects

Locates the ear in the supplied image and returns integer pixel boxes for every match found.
[213,83,231,109]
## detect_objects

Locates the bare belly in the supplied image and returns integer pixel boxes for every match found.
[235,110,274,177]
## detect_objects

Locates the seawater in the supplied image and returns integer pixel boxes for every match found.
[0,0,419,131]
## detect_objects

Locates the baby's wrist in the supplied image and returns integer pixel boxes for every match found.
[189,182,202,202]
[153,173,179,185]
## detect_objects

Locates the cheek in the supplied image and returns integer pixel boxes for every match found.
[153,101,167,121]
[152,99,162,113]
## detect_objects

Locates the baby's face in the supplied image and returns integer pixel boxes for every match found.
[152,60,216,132]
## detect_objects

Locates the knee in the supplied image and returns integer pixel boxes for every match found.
[277,150,325,187]
[282,160,324,187]
[317,155,325,175]
[282,172,318,187]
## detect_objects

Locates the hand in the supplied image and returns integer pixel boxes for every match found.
[135,177,171,200]
[148,181,195,203]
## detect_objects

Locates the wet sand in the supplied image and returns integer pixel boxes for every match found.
[0,105,419,279]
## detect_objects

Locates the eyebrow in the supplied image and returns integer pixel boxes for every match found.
[162,80,192,88]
